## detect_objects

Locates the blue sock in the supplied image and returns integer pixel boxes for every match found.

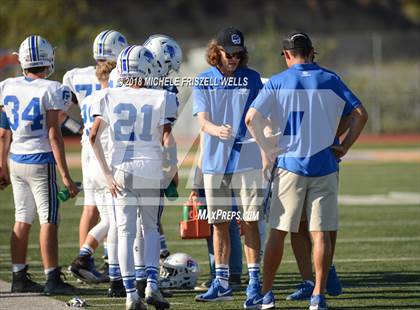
[122,275,137,298]
[248,263,260,285]
[109,264,122,281]
[215,264,229,289]
[135,265,146,281]
[146,266,159,291]
[79,245,93,257]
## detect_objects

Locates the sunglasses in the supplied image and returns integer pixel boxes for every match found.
[221,49,243,59]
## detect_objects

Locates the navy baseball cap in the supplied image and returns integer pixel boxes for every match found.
[282,31,314,55]
[216,27,245,54]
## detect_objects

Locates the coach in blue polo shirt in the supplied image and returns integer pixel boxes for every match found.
[193,27,264,307]
[246,32,368,310]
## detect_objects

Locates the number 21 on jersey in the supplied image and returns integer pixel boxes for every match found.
[113,103,153,142]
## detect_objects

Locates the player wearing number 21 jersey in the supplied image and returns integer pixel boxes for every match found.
[89,43,177,310]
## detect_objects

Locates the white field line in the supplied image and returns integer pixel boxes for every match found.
[0,257,419,274]
[1,191,419,208]
[160,220,419,230]
[338,192,420,205]
[0,236,419,251]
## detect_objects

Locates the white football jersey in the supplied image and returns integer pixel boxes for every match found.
[62,66,100,105]
[0,77,72,155]
[108,68,121,89]
[91,87,177,179]
[80,90,110,159]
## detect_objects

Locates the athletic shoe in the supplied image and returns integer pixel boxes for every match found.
[194,279,212,292]
[326,265,342,296]
[70,255,109,283]
[145,286,170,309]
[195,278,233,302]
[11,265,44,293]
[309,294,328,310]
[246,280,260,298]
[286,281,314,301]
[126,298,147,310]
[136,279,147,298]
[139,279,173,298]
[261,290,275,310]
[244,292,264,309]
[44,267,77,295]
[98,261,109,277]
[108,279,126,298]
[87,257,109,283]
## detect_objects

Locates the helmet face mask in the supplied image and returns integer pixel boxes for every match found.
[16,35,55,78]
[93,30,128,62]
[144,34,182,77]
[159,253,199,289]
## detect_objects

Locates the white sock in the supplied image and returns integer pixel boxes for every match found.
[215,264,229,289]
[12,264,26,273]
[44,267,56,275]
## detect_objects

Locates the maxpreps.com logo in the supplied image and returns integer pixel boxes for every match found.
[231,34,241,45]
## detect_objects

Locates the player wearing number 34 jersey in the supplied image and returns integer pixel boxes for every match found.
[0,35,79,296]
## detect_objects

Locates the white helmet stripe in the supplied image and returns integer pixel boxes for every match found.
[27,37,33,62]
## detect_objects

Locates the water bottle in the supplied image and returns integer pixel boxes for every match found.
[58,182,82,202]
[182,203,191,221]
[164,179,179,201]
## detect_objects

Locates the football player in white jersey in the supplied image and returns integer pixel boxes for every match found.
[131,34,182,297]
[62,30,127,276]
[0,35,79,295]
[69,60,116,285]
[90,45,177,310]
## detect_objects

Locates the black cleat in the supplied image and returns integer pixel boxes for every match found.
[98,261,109,277]
[70,255,108,283]
[44,267,77,295]
[136,279,147,298]
[11,265,44,293]
[145,286,170,309]
[108,279,126,298]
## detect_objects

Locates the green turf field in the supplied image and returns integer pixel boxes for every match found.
[0,161,419,309]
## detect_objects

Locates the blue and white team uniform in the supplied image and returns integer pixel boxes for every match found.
[0,77,72,225]
[91,86,177,299]
[78,91,111,241]
[193,66,264,224]
[63,66,101,206]
[251,62,362,233]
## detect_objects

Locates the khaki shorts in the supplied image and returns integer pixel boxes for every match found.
[203,170,262,224]
[269,168,338,232]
